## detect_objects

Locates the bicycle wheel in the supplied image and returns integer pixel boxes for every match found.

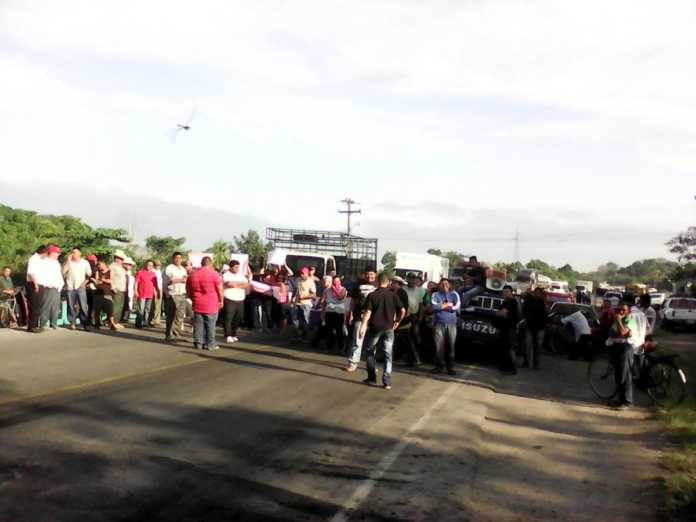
[645,360,686,409]
[588,352,618,400]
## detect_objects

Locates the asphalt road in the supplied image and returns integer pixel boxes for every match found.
[0,326,663,521]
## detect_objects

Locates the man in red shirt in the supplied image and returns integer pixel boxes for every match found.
[134,260,160,328]
[186,256,223,350]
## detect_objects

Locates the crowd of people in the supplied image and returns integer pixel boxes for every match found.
[0,245,658,401]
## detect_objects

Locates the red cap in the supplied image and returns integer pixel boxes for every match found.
[86,254,98,262]
[47,245,62,255]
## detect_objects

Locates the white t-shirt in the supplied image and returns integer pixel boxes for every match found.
[561,310,591,341]
[36,258,65,290]
[629,306,647,352]
[26,253,43,282]
[64,259,92,290]
[404,286,426,315]
[153,268,163,292]
[223,271,248,301]
[643,306,657,335]
[164,264,187,296]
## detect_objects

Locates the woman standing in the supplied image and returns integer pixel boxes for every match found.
[321,275,348,354]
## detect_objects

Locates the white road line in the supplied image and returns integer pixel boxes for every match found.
[330,378,463,522]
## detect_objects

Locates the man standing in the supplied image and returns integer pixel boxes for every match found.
[358,273,406,390]
[134,260,159,328]
[430,278,461,375]
[391,276,420,366]
[0,266,17,327]
[122,257,136,324]
[63,248,92,331]
[344,268,377,372]
[293,267,317,341]
[164,252,188,342]
[109,251,127,330]
[522,287,547,368]
[38,245,64,330]
[561,309,592,360]
[26,245,48,332]
[606,301,645,409]
[223,259,250,344]
[404,273,426,349]
[186,256,223,350]
[149,260,164,327]
[496,285,519,375]
[638,293,656,335]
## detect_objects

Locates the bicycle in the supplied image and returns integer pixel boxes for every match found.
[588,342,687,409]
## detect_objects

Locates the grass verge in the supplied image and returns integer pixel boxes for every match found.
[655,331,696,521]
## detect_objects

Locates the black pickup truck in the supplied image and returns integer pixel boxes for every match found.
[456,290,504,362]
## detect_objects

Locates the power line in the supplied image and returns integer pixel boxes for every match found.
[338,198,361,237]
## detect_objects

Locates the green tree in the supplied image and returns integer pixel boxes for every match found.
[0,204,128,274]
[381,251,396,275]
[233,230,271,269]
[145,235,186,263]
[667,227,696,263]
[207,239,232,268]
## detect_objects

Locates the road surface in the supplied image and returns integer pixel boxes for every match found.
[0,326,661,521]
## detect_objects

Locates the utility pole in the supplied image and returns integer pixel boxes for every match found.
[338,198,361,236]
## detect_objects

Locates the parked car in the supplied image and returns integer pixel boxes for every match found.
[544,303,600,353]
[661,297,696,331]
[649,292,667,308]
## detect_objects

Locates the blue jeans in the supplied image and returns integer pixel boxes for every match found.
[194,312,218,349]
[67,287,90,325]
[366,329,394,385]
[135,298,152,328]
[348,320,372,366]
[434,323,457,370]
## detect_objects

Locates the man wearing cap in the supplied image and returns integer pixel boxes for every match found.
[109,251,128,329]
[293,266,317,341]
[26,245,48,332]
[62,248,92,331]
[38,245,65,330]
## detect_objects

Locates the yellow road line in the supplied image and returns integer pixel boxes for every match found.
[0,357,210,408]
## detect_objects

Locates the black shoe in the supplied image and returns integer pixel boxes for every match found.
[430,367,444,374]
[362,378,377,386]
[447,368,457,376]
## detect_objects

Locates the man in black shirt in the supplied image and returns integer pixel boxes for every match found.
[497,285,519,374]
[359,273,406,389]
[521,287,547,369]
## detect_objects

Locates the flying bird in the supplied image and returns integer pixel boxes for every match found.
[170,106,197,142]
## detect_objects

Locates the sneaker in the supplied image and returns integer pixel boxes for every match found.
[362,378,377,386]
[207,345,220,351]
[383,384,392,390]
[226,336,235,343]
[193,343,200,350]
[231,337,239,342]
[68,324,76,331]
[343,364,358,372]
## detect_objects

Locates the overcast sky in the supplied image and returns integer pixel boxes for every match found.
[1,1,694,271]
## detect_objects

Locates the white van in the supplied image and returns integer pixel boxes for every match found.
[266,249,336,277]
[394,253,449,284]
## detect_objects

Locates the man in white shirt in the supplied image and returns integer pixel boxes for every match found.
[164,252,188,341]
[561,309,592,360]
[638,294,657,336]
[222,259,250,343]
[150,260,164,327]
[37,245,65,329]
[62,248,92,330]
[26,245,48,332]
